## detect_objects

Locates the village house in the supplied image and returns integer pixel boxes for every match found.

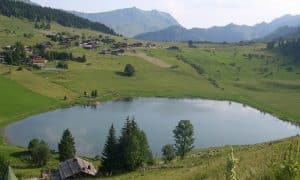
[24,46,32,53]
[31,55,48,67]
[112,42,128,49]
[46,32,59,39]
[101,37,116,44]
[39,41,52,49]
[111,48,125,55]
[81,40,99,49]
[99,49,111,55]
[3,45,12,51]
[146,43,156,48]
[49,157,97,179]
[131,42,143,48]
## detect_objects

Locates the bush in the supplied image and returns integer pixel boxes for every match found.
[124,64,135,76]
[56,62,68,69]
[27,139,50,167]
[162,144,176,163]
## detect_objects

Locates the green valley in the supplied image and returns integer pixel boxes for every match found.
[0,1,300,179]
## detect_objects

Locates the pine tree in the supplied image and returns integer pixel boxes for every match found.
[118,117,153,171]
[101,124,119,173]
[58,129,76,161]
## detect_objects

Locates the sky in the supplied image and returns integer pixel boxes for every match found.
[31,0,300,28]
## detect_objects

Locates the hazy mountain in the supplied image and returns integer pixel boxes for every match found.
[73,7,180,37]
[260,26,300,41]
[135,14,300,42]
[262,26,300,41]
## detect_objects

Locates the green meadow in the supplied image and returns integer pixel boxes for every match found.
[0,15,300,178]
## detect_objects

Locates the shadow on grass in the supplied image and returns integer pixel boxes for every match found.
[115,71,132,77]
[10,151,29,158]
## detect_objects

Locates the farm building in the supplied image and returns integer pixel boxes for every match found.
[39,41,52,49]
[111,48,125,55]
[99,49,111,55]
[52,157,97,179]
[31,55,48,66]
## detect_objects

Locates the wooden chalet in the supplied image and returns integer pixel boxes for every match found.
[39,41,52,49]
[31,55,48,65]
[99,49,111,55]
[111,48,125,55]
[54,157,97,179]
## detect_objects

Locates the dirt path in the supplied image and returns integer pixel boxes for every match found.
[129,52,171,68]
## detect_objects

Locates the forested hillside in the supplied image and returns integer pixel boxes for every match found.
[0,0,116,35]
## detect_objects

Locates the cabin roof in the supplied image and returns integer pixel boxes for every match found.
[58,157,97,179]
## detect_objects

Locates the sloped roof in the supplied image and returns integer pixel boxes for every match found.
[3,166,18,180]
[58,157,97,179]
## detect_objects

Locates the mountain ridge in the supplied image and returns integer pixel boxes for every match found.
[135,14,300,42]
[72,7,180,37]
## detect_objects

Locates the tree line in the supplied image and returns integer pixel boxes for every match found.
[0,0,116,35]
[3,42,26,65]
[22,117,195,177]
[267,38,300,64]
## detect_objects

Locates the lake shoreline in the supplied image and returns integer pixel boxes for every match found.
[5,97,300,157]
[1,94,300,154]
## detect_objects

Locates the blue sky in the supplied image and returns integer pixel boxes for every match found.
[32,0,300,28]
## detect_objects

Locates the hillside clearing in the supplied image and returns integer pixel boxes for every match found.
[129,51,172,68]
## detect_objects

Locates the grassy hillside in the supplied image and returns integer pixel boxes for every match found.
[111,136,300,180]
[0,75,58,127]
[0,15,299,178]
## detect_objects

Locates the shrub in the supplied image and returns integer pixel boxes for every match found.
[124,64,135,76]
[225,147,238,180]
[162,144,176,163]
[27,139,50,167]
[56,62,68,69]
[272,141,300,179]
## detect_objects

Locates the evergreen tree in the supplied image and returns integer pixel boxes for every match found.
[58,129,76,161]
[0,0,116,35]
[101,124,119,174]
[173,120,194,159]
[118,117,152,171]
[28,138,40,152]
[124,64,135,76]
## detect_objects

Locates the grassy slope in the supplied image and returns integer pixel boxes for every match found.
[111,136,300,180]
[0,15,299,178]
[146,44,300,122]
[0,76,58,127]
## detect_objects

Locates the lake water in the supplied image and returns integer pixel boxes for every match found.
[5,98,300,157]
